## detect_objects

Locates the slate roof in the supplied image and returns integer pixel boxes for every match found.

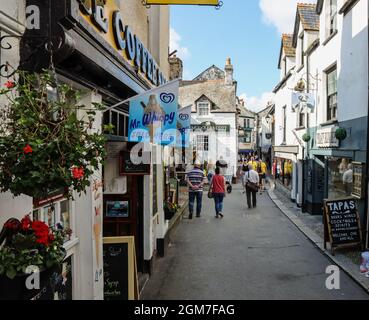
[282,34,296,57]
[297,3,319,31]
[179,79,237,113]
[193,65,225,81]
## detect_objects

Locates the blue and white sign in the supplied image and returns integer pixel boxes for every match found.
[292,92,315,113]
[176,105,191,148]
[128,80,179,145]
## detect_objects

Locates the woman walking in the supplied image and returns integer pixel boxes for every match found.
[210,167,227,218]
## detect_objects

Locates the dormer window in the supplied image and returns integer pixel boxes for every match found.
[198,102,210,116]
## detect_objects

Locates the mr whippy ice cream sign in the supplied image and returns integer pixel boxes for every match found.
[128,80,180,145]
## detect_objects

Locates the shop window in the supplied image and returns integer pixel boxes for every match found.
[275,158,293,190]
[103,109,128,138]
[33,199,73,243]
[327,157,353,199]
[326,66,337,121]
[196,135,209,151]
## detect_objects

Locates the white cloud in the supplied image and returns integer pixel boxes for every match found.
[170,27,191,60]
[259,0,316,34]
[240,92,274,113]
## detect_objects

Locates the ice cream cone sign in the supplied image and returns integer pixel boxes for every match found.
[141,95,166,143]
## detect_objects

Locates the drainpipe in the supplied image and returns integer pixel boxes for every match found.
[363,3,369,249]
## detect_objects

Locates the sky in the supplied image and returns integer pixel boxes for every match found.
[169,0,316,112]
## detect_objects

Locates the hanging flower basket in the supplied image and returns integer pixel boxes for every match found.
[335,127,347,141]
[164,200,178,220]
[302,133,311,142]
[0,70,112,199]
[0,215,70,300]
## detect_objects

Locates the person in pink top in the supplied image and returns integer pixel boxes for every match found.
[209,167,227,218]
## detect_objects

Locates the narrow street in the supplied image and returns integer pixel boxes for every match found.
[142,184,369,300]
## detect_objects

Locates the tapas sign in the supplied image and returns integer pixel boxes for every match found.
[323,198,363,255]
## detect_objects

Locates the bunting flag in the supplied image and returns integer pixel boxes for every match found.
[127,80,179,145]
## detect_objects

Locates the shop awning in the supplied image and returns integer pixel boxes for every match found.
[239,149,254,154]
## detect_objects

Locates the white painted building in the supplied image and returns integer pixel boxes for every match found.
[179,59,239,177]
[270,1,368,243]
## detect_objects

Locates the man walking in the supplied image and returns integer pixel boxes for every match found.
[243,164,260,209]
[186,160,206,219]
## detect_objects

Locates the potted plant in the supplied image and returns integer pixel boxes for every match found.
[0,70,112,200]
[335,127,347,141]
[164,199,179,221]
[0,214,70,300]
[302,133,311,142]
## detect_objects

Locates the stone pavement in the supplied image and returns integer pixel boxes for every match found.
[141,183,369,300]
[269,180,369,293]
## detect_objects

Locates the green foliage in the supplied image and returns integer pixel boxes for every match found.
[302,133,311,142]
[0,70,107,199]
[335,127,347,141]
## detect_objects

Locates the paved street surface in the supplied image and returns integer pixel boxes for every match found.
[142,184,369,300]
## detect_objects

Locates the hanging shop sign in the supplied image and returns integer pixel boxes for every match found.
[128,80,179,145]
[145,0,219,5]
[119,151,151,176]
[316,126,339,148]
[77,0,166,86]
[291,92,315,113]
[323,198,363,255]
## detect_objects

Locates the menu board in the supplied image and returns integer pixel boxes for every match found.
[103,242,129,300]
[323,198,363,254]
[103,237,138,300]
[352,162,364,199]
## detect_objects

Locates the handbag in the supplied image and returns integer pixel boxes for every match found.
[208,190,213,199]
[246,172,259,192]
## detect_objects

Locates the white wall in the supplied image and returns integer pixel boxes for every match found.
[191,112,238,176]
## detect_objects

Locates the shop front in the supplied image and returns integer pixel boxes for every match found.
[273,146,299,201]
[20,0,169,299]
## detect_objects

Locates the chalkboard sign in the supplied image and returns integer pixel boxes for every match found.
[323,198,363,255]
[103,237,138,300]
[119,151,150,175]
[103,242,128,300]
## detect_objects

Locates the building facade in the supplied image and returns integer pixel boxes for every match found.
[0,0,171,299]
[178,58,239,177]
[237,98,256,159]
[269,0,368,246]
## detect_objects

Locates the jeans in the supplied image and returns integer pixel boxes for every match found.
[189,191,203,217]
[213,193,225,215]
[246,186,257,208]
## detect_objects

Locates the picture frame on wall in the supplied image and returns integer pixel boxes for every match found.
[106,201,129,218]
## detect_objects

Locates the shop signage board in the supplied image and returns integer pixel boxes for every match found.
[323,198,363,255]
[103,237,138,300]
[351,162,365,199]
[191,124,230,132]
[291,92,315,112]
[120,151,150,175]
[316,126,339,148]
[146,0,219,4]
[78,0,167,86]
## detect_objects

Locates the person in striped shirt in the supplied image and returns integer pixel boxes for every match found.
[186,160,206,219]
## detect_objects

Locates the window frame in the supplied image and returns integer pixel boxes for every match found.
[326,65,337,121]
[197,102,210,117]
[196,134,209,151]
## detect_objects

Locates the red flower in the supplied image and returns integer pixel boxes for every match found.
[20,215,32,231]
[23,144,33,154]
[72,167,84,180]
[31,220,51,246]
[48,234,55,242]
[4,81,15,89]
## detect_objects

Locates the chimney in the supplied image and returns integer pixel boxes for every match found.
[224,57,233,86]
[169,55,183,80]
